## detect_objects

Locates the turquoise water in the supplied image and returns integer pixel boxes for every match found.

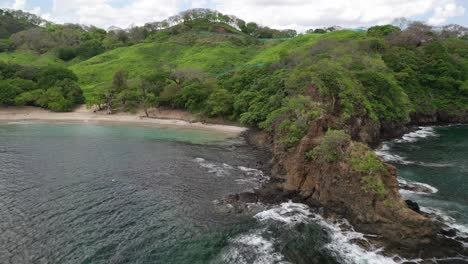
[1,122,465,264]
[0,123,340,264]
[378,125,468,235]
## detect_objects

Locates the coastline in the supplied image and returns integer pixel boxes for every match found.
[239,124,468,261]
[0,106,248,136]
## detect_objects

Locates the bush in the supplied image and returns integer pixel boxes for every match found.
[367,25,400,38]
[44,88,73,112]
[15,89,45,106]
[355,70,410,122]
[350,144,388,175]
[361,176,387,197]
[56,47,78,61]
[38,66,78,88]
[54,79,85,104]
[307,130,351,163]
[206,88,233,117]
[0,82,21,105]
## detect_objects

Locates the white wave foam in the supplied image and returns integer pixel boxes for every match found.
[420,206,468,237]
[256,202,408,264]
[193,158,231,177]
[376,142,451,168]
[311,216,408,264]
[398,178,439,195]
[394,127,437,143]
[375,143,414,165]
[254,201,312,225]
[236,166,270,186]
[194,159,270,189]
[221,230,290,264]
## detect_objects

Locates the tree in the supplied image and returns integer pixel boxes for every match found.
[386,22,436,47]
[38,66,78,88]
[0,81,20,105]
[56,47,78,61]
[54,79,85,104]
[367,25,400,37]
[112,70,129,92]
[138,72,166,117]
[103,70,129,114]
[139,79,158,117]
[44,87,73,112]
[207,88,233,117]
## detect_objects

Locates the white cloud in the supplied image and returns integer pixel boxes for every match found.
[0,0,51,21]
[2,0,466,30]
[51,0,180,29]
[428,1,465,25]
[211,0,466,30]
[12,0,26,10]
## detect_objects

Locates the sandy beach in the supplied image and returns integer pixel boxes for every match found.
[0,105,248,136]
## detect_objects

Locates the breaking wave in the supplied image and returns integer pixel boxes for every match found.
[193,157,232,177]
[193,158,269,188]
[394,127,437,143]
[420,206,468,238]
[221,202,404,264]
[376,146,451,168]
[398,178,439,195]
[220,229,290,264]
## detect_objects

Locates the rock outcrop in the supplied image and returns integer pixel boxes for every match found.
[244,115,468,259]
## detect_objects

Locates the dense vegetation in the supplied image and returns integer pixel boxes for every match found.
[0,62,84,111]
[0,8,467,136]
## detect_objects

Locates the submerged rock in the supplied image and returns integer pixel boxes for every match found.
[405,200,420,213]
[400,181,437,194]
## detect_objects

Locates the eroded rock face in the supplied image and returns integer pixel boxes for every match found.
[411,110,468,125]
[244,118,467,258]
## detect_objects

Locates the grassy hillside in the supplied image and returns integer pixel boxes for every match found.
[69,30,365,98]
[70,32,261,99]
[249,30,364,64]
[0,50,67,67]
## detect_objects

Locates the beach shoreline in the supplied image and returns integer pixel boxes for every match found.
[0,106,248,136]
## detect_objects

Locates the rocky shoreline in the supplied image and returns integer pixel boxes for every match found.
[217,117,468,262]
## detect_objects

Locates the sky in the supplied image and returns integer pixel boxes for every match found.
[0,0,467,31]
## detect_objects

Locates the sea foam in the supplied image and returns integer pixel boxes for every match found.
[254,202,404,264]
[420,206,468,237]
[398,178,439,195]
[394,126,437,143]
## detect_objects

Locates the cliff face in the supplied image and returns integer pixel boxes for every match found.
[246,113,468,257]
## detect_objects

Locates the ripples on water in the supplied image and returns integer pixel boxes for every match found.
[376,125,468,242]
[2,123,466,264]
[0,123,271,264]
[0,123,353,264]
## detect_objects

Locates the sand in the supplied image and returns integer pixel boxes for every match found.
[0,105,248,136]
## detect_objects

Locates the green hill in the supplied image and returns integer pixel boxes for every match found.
[70,32,261,98]
[0,50,67,67]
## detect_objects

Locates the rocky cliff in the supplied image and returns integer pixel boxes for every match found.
[244,113,468,258]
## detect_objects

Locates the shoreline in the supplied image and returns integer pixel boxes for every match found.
[239,124,468,261]
[0,106,248,136]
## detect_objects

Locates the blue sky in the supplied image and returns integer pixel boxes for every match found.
[1,0,466,30]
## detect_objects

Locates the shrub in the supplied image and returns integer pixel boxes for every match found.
[56,47,78,61]
[38,66,78,88]
[261,96,322,148]
[45,88,73,112]
[367,25,400,38]
[361,175,387,197]
[0,82,21,105]
[206,88,233,117]
[15,89,45,106]
[308,130,351,163]
[350,148,388,175]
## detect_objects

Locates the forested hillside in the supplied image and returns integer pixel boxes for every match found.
[0,8,467,128]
